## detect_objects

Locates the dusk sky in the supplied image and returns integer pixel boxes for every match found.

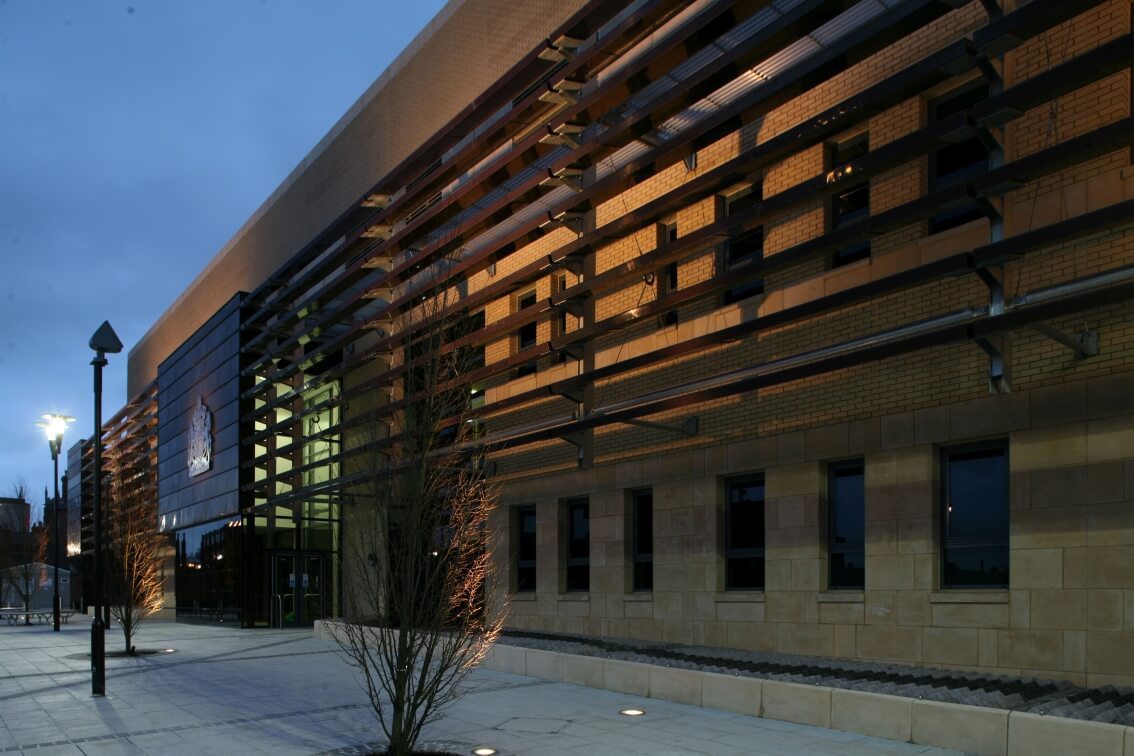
[0,0,446,516]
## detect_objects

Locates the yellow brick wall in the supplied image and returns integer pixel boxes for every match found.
[489,1,1134,683]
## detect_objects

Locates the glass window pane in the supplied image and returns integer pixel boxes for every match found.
[519,508,537,561]
[942,443,1008,588]
[632,490,653,592]
[568,502,589,559]
[830,552,865,589]
[565,498,589,592]
[945,449,1008,541]
[943,545,1008,587]
[725,477,764,590]
[633,562,653,592]
[930,83,990,234]
[835,184,869,219]
[727,479,764,551]
[566,564,589,592]
[634,493,653,557]
[517,566,536,592]
[829,462,864,590]
[830,466,865,545]
[726,556,764,591]
[515,505,536,593]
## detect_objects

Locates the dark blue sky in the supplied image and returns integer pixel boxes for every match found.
[0,0,445,515]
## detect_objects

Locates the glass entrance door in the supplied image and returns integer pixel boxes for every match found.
[271,552,326,627]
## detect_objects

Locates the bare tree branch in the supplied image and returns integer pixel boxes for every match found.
[333,267,504,756]
[104,446,165,653]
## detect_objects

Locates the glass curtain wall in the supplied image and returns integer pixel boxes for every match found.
[241,377,343,627]
[173,518,242,622]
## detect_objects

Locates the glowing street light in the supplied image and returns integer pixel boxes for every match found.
[37,413,75,632]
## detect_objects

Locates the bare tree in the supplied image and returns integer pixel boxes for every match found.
[104,447,164,653]
[1,523,47,624]
[334,279,502,756]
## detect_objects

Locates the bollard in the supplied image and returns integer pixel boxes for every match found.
[92,617,105,696]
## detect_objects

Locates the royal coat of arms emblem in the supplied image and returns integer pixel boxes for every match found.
[188,395,213,477]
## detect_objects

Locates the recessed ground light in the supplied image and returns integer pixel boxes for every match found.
[472,748,497,756]
[619,708,645,717]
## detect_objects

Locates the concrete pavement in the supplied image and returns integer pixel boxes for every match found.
[0,620,965,755]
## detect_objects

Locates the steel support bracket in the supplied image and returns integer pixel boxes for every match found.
[556,254,585,277]
[975,336,1010,394]
[976,124,1003,155]
[361,193,391,209]
[975,195,1003,225]
[1031,323,1099,358]
[540,166,585,192]
[544,210,587,235]
[538,34,584,64]
[560,298,586,318]
[974,54,1003,87]
[559,430,587,468]
[555,342,584,362]
[553,387,584,404]
[974,266,1005,315]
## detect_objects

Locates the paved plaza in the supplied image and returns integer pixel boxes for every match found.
[0,620,964,755]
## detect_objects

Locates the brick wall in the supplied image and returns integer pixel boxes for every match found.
[484,0,1134,682]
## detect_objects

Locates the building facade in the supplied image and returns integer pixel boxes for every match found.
[105,0,1134,686]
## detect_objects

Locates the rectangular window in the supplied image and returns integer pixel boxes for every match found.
[722,186,764,304]
[656,221,679,327]
[941,441,1008,588]
[457,309,485,371]
[828,133,871,267]
[929,82,990,234]
[553,274,572,363]
[515,505,537,592]
[565,497,590,592]
[515,290,537,377]
[631,489,653,592]
[725,476,765,590]
[828,460,865,589]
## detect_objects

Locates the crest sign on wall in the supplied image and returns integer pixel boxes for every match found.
[188,395,213,477]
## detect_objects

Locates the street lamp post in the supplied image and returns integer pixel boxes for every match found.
[89,320,122,697]
[37,413,75,632]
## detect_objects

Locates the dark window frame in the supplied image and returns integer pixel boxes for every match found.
[515,290,538,377]
[656,221,679,327]
[553,274,571,363]
[720,185,765,305]
[928,80,991,234]
[564,497,590,592]
[828,131,871,267]
[724,475,765,591]
[514,504,537,593]
[940,439,1009,589]
[827,459,865,590]
[630,488,653,592]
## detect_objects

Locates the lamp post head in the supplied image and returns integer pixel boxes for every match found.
[37,413,75,458]
[90,321,123,355]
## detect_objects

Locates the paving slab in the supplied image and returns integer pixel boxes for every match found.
[0,620,959,754]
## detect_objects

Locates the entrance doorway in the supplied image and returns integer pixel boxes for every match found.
[271,552,326,627]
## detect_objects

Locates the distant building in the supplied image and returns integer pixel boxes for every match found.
[0,496,30,533]
[95,0,1134,688]
[0,563,72,610]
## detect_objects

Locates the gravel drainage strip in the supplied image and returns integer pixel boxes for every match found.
[499,629,1134,725]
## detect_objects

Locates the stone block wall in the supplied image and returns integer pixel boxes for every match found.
[495,373,1134,685]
